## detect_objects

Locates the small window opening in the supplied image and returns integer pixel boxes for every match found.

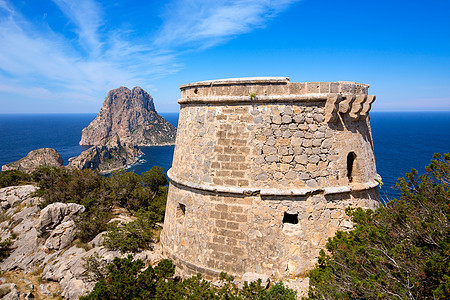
[283,212,298,224]
[176,203,186,221]
[347,152,357,182]
[194,88,198,94]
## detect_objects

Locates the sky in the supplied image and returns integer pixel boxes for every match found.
[0,0,449,113]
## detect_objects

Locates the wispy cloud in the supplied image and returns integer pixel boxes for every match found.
[156,0,299,48]
[0,0,299,112]
[0,0,178,109]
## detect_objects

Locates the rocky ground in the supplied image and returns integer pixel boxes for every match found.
[0,185,163,299]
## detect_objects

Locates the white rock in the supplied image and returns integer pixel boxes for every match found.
[44,220,77,251]
[38,202,85,233]
[241,272,270,288]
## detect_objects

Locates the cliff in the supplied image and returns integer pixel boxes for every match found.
[1,148,63,173]
[68,137,143,173]
[79,87,177,146]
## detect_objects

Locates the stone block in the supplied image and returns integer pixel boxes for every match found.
[216,220,226,228]
[216,204,228,212]
[272,115,282,124]
[313,114,325,123]
[232,139,247,146]
[282,115,292,124]
[291,137,303,147]
[307,82,320,93]
[282,155,294,163]
[265,155,279,163]
[309,155,320,164]
[237,179,249,186]
[231,171,245,178]
[263,145,277,155]
[231,155,245,162]
[302,139,313,147]
[321,139,333,149]
[312,139,323,147]
[226,222,239,230]
[319,82,330,93]
[295,154,308,165]
[283,106,294,115]
[224,178,237,185]
[216,170,231,177]
[330,82,339,93]
[230,206,243,213]
[289,82,306,94]
[266,137,276,146]
[282,130,292,138]
[210,211,221,219]
[293,115,305,123]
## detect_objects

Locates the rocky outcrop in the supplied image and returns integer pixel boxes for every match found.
[1,148,63,173]
[0,185,163,299]
[37,203,85,233]
[68,136,143,173]
[79,86,177,146]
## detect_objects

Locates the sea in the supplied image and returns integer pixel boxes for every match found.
[0,112,449,202]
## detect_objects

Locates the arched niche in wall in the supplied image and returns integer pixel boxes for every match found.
[347,152,357,183]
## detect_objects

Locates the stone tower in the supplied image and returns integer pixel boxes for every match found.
[161,77,380,281]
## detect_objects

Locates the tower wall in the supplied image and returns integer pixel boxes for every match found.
[161,77,380,280]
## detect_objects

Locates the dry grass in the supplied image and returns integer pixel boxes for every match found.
[2,269,61,299]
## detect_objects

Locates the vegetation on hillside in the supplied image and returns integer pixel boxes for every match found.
[81,255,297,300]
[306,153,450,299]
[0,170,31,188]
[31,166,168,244]
[3,154,449,299]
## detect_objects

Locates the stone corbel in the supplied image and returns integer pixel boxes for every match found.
[349,95,366,120]
[338,94,355,114]
[325,94,340,122]
[359,95,376,119]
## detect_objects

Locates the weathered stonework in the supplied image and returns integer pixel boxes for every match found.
[161,77,380,281]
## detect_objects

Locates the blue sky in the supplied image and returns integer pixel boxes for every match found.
[0,0,449,113]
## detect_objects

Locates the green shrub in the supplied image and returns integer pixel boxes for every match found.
[80,256,175,300]
[83,252,108,281]
[0,170,31,188]
[0,234,16,261]
[33,166,108,209]
[108,167,168,212]
[103,208,160,252]
[30,166,168,243]
[306,153,450,300]
[76,205,113,243]
[81,256,296,300]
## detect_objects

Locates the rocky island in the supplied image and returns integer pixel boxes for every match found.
[1,148,63,174]
[79,86,177,147]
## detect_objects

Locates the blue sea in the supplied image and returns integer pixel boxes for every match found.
[0,112,449,201]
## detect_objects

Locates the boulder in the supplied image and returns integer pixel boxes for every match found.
[38,203,85,233]
[44,220,77,251]
[0,185,38,210]
[1,148,63,173]
[79,86,176,146]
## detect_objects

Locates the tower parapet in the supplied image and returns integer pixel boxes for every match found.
[161,77,380,281]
